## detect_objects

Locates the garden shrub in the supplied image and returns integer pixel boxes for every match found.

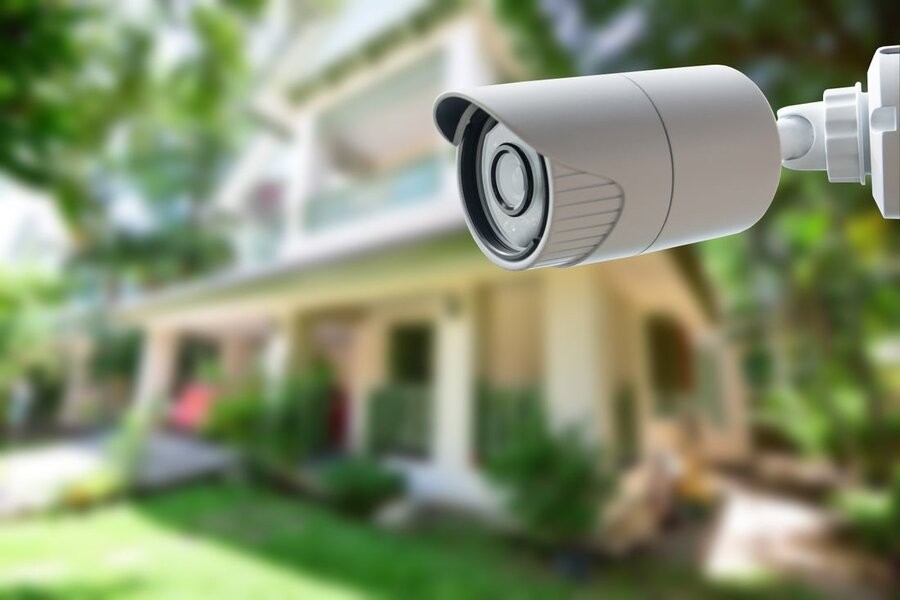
[319,457,405,517]
[485,412,612,547]
[265,366,334,464]
[833,466,900,559]
[475,383,541,467]
[204,365,335,468]
[203,383,266,451]
[755,388,835,457]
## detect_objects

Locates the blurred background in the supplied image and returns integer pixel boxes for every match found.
[0,0,898,598]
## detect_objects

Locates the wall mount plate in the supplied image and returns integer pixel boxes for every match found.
[868,45,899,218]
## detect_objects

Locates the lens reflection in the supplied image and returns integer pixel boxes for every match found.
[492,149,529,213]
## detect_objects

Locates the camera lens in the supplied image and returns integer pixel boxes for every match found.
[490,145,533,216]
[457,113,549,262]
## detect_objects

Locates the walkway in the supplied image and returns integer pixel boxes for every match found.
[705,482,894,599]
[0,431,235,518]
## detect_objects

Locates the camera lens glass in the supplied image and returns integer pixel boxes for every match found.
[457,113,548,262]
[490,145,533,216]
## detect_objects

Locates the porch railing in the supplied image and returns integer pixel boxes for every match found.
[474,384,542,467]
[368,383,431,458]
[304,154,443,232]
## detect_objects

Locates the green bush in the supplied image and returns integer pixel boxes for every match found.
[319,458,405,517]
[485,413,612,546]
[203,383,267,451]
[755,388,834,456]
[90,329,142,381]
[475,384,541,467]
[368,384,430,457]
[265,367,333,464]
[758,387,900,483]
[833,466,900,559]
[204,367,334,468]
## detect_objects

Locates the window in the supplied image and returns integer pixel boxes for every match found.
[368,322,434,457]
[388,323,433,384]
[242,179,286,262]
[246,180,284,219]
[645,315,694,416]
[695,346,726,426]
[612,386,640,466]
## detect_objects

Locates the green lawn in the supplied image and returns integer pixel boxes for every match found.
[0,482,820,600]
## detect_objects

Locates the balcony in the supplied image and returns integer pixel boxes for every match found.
[304,154,443,232]
[237,180,287,264]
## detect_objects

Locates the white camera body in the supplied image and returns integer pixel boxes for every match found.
[434,47,898,270]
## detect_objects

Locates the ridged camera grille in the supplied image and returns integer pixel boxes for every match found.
[534,162,625,267]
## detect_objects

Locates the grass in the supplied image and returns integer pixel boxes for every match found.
[0,482,822,600]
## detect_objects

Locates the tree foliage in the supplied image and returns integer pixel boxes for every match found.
[0,1,152,221]
[1,1,265,290]
[544,0,900,481]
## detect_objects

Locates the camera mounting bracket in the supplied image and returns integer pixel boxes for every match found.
[778,46,899,218]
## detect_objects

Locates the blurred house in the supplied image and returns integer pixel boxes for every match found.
[93,0,746,510]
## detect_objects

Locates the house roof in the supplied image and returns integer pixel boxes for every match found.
[116,228,719,326]
[116,230,485,326]
[287,0,463,102]
[293,0,433,84]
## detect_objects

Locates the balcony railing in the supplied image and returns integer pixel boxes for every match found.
[368,383,431,458]
[304,154,442,232]
[241,225,284,264]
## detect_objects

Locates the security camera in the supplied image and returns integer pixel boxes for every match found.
[434,46,898,270]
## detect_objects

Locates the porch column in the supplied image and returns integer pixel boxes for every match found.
[444,17,493,90]
[434,291,477,473]
[133,326,179,419]
[287,115,317,239]
[349,316,380,454]
[261,312,295,404]
[59,334,94,427]
[720,337,751,459]
[542,269,610,445]
[220,334,252,386]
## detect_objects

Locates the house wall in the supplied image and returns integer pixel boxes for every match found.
[347,297,440,455]
[214,14,500,269]
[598,257,751,465]
[542,268,613,446]
[344,291,499,510]
[127,245,747,513]
[480,279,543,387]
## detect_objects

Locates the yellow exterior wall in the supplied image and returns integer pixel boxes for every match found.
[481,280,543,387]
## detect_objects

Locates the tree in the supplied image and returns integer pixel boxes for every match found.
[74,1,264,291]
[528,0,900,481]
[0,1,153,222]
[1,1,267,292]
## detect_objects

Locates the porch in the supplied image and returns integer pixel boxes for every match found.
[118,234,746,512]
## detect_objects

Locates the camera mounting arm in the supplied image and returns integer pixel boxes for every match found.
[776,46,899,217]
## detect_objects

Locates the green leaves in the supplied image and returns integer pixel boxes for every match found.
[493,0,575,79]
[0,3,150,221]
[485,411,612,545]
